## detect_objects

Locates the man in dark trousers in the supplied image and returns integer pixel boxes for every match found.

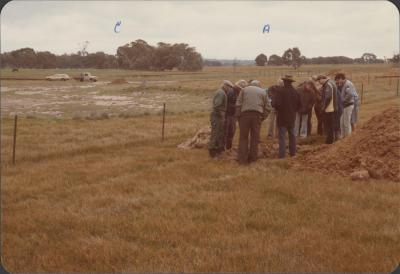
[317,75,338,144]
[224,80,247,150]
[235,80,271,164]
[208,80,233,157]
[294,80,316,138]
[272,75,301,158]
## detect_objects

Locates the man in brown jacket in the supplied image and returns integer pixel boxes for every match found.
[235,80,271,164]
[294,80,316,138]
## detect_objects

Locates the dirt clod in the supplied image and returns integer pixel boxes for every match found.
[350,169,370,181]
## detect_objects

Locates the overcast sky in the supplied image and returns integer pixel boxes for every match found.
[1,0,399,59]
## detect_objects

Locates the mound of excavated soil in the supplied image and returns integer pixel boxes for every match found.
[295,107,400,181]
[178,127,211,149]
[177,126,279,159]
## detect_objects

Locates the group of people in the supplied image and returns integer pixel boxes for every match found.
[208,72,359,164]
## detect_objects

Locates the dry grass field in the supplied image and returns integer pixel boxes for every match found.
[1,64,399,272]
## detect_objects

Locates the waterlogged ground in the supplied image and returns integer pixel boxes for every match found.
[1,79,211,118]
[2,65,398,119]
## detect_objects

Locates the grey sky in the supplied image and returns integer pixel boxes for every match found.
[1,0,399,59]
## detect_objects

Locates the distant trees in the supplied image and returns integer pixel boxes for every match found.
[9,48,37,68]
[282,47,304,69]
[268,54,283,66]
[36,51,57,68]
[116,39,203,71]
[361,53,377,63]
[1,43,393,69]
[304,56,354,65]
[0,39,203,71]
[1,48,117,69]
[255,53,268,66]
[353,53,385,64]
[265,50,387,65]
[117,39,154,70]
[390,54,399,64]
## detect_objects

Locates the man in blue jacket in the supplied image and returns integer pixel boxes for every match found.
[335,73,355,138]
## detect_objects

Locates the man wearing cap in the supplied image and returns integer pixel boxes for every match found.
[317,75,339,144]
[235,80,271,164]
[208,80,233,157]
[272,75,301,158]
[224,80,248,150]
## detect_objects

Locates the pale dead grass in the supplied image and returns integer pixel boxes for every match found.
[1,65,400,272]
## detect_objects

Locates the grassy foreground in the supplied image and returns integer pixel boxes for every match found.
[1,96,399,272]
[1,64,400,272]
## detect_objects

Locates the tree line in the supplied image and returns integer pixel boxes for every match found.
[2,43,398,70]
[0,39,203,71]
[255,48,399,68]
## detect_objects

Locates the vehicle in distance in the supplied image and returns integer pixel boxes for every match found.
[80,72,98,82]
[45,74,70,81]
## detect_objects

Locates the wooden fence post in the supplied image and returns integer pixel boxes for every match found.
[12,115,18,164]
[162,103,166,142]
[397,78,399,97]
[368,73,370,84]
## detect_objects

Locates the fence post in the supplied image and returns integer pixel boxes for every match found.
[361,83,364,105]
[12,115,18,164]
[367,73,370,84]
[162,103,166,142]
[397,78,399,97]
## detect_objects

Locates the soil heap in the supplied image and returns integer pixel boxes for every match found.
[178,126,211,149]
[296,107,400,181]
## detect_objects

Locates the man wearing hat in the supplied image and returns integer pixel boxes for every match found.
[235,80,271,164]
[224,80,248,150]
[272,75,301,158]
[208,80,233,158]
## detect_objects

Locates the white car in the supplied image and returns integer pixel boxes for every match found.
[46,74,70,81]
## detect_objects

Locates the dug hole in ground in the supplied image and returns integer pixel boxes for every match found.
[178,106,400,182]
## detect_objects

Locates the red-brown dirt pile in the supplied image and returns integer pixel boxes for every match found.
[295,107,400,181]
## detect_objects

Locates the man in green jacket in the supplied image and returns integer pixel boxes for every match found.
[209,80,234,158]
